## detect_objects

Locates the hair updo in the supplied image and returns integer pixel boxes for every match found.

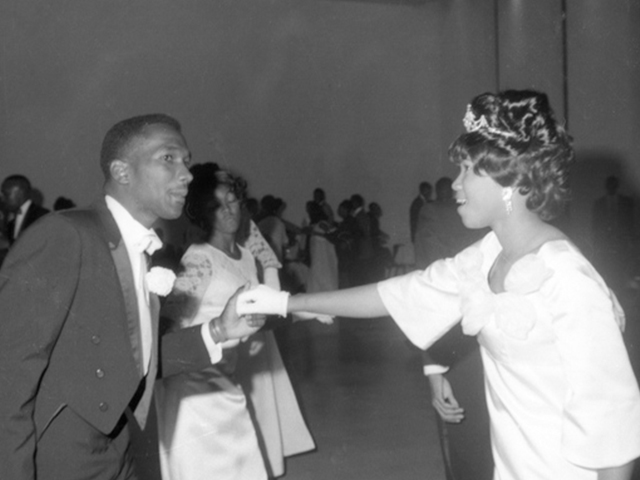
[184,162,247,238]
[448,90,575,221]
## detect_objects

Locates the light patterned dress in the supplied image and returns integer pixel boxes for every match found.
[156,243,267,480]
[378,231,640,480]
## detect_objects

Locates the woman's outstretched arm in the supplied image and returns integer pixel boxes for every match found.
[288,284,389,318]
[237,283,389,319]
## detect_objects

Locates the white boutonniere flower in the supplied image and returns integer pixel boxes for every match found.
[145,267,176,296]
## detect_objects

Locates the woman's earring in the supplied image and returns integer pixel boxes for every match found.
[502,187,514,215]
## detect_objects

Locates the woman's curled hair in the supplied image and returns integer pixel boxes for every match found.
[184,162,247,238]
[449,89,575,221]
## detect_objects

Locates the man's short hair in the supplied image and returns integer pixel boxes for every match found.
[99,113,182,178]
[350,194,364,209]
[2,174,31,192]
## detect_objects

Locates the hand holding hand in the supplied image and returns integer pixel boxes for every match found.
[428,374,465,423]
[210,285,266,342]
[236,284,290,317]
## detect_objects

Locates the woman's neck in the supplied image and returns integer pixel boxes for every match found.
[208,231,239,258]
[492,212,562,263]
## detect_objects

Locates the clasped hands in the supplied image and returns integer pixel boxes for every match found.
[210,285,332,344]
[237,284,333,324]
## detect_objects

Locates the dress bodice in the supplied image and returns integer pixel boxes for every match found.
[377,231,640,479]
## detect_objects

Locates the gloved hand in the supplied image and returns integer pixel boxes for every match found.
[237,284,290,317]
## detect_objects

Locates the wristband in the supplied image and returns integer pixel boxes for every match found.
[210,317,228,344]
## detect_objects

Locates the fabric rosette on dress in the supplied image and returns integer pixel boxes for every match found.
[456,246,553,340]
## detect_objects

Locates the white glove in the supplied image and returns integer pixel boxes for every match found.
[237,285,290,317]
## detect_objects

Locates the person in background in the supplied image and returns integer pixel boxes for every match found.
[0,196,9,267]
[53,195,77,211]
[368,201,392,281]
[592,175,635,292]
[305,200,339,294]
[1,174,49,245]
[310,187,334,224]
[349,193,374,286]
[258,195,289,264]
[239,90,640,480]
[334,199,357,288]
[414,177,483,269]
[156,163,314,480]
[423,323,493,480]
[416,178,492,480]
[409,181,432,244]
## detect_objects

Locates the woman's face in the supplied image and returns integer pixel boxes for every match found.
[452,159,506,229]
[213,185,241,235]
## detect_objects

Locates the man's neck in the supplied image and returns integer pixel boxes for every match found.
[104,186,156,229]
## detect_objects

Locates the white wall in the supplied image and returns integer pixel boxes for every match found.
[1,0,638,250]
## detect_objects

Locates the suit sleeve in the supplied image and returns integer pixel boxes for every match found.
[0,215,81,480]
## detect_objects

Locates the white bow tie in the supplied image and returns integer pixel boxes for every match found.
[134,231,163,256]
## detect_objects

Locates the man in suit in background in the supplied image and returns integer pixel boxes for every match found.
[409,181,431,244]
[0,114,262,480]
[348,193,374,286]
[1,174,50,244]
[592,174,635,291]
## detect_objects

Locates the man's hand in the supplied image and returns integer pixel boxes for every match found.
[210,286,266,342]
[428,374,465,423]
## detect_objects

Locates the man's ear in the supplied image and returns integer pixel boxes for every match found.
[109,160,130,185]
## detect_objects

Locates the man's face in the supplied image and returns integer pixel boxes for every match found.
[1,183,26,213]
[122,123,193,227]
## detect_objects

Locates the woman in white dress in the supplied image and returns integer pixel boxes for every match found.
[238,90,640,480]
[156,164,314,480]
[305,200,339,294]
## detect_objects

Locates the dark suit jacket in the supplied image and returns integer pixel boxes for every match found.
[409,195,426,243]
[592,193,635,251]
[0,200,211,479]
[352,208,373,260]
[7,202,50,244]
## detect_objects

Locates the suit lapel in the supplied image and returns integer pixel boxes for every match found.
[149,293,160,374]
[95,200,146,378]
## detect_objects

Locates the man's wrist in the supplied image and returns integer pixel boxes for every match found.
[209,317,228,344]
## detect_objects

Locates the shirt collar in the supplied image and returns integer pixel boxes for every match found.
[105,195,162,255]
[17,199,32,218]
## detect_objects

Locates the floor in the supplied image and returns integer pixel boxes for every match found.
[132,315,446,480]
[274,317,445,480]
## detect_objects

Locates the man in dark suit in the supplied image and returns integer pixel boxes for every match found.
[592,175,635,291]
[409,181,431,244]
[1,174,50,244]
[0,114,262,479]
[348,194,374,286]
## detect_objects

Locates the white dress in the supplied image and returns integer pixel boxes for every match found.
[378,232,640,480]
[306,224,339,293]
[155,243,267,480]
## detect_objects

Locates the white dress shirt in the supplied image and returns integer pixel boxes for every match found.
[13,199,32,239]
[105,196,222,369]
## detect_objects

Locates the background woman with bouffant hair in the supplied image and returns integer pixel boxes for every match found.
[238,90,640,480]
[156,163,314,480]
